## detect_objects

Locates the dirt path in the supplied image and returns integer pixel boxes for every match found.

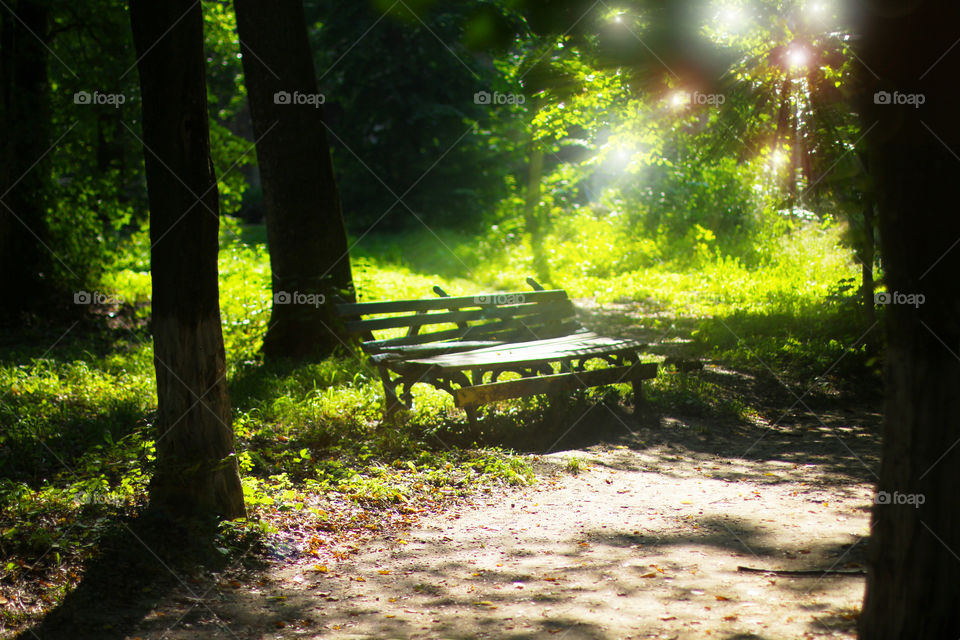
[128,415,876,640]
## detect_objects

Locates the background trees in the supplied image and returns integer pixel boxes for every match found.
[0,0,53,312]
[305,0,520,232]
[234,0,356,361]
[3,0,957,633]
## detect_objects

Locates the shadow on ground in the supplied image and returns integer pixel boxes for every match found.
[20,512,244,640]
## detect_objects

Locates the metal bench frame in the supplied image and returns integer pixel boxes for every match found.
[334,280,657,424]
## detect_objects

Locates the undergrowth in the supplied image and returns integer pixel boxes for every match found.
[0,217,876,635]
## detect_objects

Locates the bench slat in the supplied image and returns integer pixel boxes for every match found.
[335,289,568,316]
[393,335,646,375]
[454,363,659,407]
[403,334,645,367]
[361,313,579,351]
[344,298,575,334]
[369,341,508,363]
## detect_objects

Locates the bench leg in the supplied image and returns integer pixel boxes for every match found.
[631,373,645,420]
[464,370,484,437]
[464,405,480,437]
[379,367,405,421]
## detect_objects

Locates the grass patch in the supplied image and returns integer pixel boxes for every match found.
[1,217,878,635]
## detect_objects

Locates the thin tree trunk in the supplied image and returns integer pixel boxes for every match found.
[858,1,960,635]
[524,140,549,284]
[129,0,245,520]
[234,0,356,361]
[860,196,875,326]
[0,0,52,313]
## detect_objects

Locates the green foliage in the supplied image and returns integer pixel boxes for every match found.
[31,0,254,297]
[0,240,536,628]
[564,455,584,474]
[218,240,273,368]
[2,2,881,631]
[307,1,520,231]
[648,369,750,421]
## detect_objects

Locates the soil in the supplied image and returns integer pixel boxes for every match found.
[106,397,879,640]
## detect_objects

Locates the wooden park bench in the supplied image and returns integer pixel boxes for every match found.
[334,279,658,425]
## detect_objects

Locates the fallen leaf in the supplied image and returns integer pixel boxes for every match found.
[378,570,391,575]
[715,595,730,601]
[723,615,738,621]
[313,565,328,573]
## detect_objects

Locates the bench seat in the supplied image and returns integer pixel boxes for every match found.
[395,332,646,373]
[334,281,659,425]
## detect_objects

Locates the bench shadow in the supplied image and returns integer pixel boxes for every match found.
[456,376,880,487]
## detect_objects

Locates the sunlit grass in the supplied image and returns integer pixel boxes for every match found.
[0,215,872,631]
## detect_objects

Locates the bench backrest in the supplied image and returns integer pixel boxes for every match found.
[335,289,581,354]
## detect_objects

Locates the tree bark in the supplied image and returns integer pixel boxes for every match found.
[858,1,960,635]
[233,0,356,361]
[129,0,245,520]
[0,0,52,313]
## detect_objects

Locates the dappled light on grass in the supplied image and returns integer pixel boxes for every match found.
[3,214,871,636]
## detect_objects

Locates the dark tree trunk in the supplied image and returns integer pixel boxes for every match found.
[129,0,245,520]
[858,1,960,636]
[0,0,52,313]
[233,0,356,361]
